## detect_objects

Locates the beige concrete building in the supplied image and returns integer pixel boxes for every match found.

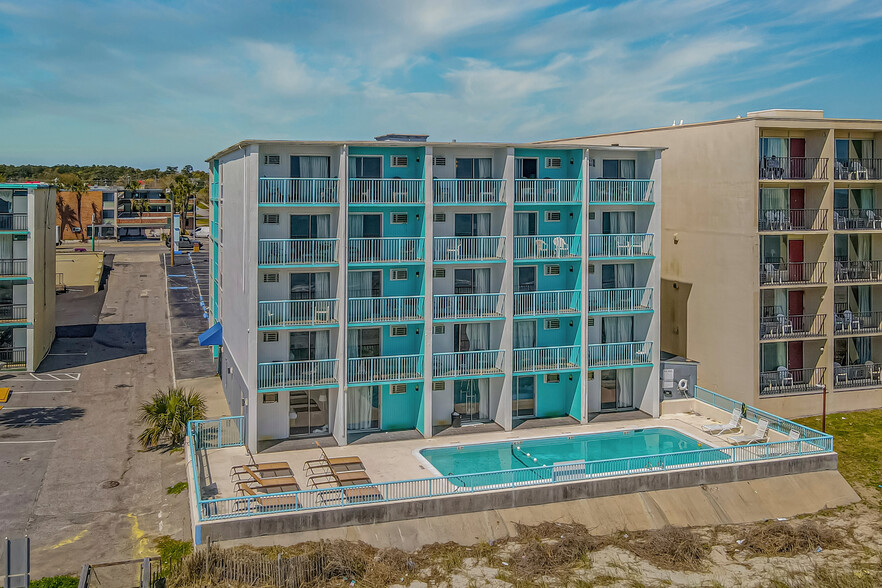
[546,110,882,417]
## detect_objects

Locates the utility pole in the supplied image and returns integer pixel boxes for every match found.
[821,384,827,432]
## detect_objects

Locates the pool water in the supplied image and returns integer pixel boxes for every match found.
[421,428,708,478]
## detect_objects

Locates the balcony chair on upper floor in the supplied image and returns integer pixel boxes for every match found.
[534,238,549,257]
[776,365,794,387]
[552,236,569,257]
[774,313,793,337]
[866,209,882,229]
[851,161,869,180]
[835,161,849,180]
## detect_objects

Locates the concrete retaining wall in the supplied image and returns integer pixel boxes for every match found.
[56,251,104,293]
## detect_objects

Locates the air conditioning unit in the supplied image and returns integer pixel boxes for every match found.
[544,374,560,384]
[390,269,408,281]
[262,332,279,342]
[544,265,560,276]
[544,211,561,222]
[390,325,407,337]
[391,156,408,167]
[432,381,446,391]
[433,268,446,278]
[263,154,281,165]
[262,214,280,224]
[391,213,408,224]
[433,213,446,222]
[263,273,279,283]
[390,383,407,394]
[433,324,446,334]
[544,318,561,329]
[545,157,562,169]
[433,156,447,166]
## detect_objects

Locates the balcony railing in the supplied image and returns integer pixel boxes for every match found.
[834,159,882,181]
[587,234,653,258]
[587,288,652,314]
[259,178,339,205]
[834,310,882,335]
[758,209,827,231]
[349,179,424,204]
[514,235,581,259]
[0,303,27,323]
[759,313,825,340]
[833,208,882,230]
[589,179,653,204]
[834,260,882,283]
[0,347,26,369]
[759,261,826,286]
[349,296,423,323]
[434,293,504,320]
[258,300,336,328]
[433,236,504,262]
[587,341,652,368]
[433,350,504,378]
[348,354,423,384]
[759,157,828,180]
[257,359,338,390]
[348,237,424,263]
[513,345,580,373]
[0,214,28,231]
[759,367,825,397]
[0,260,27,277]
[433,179,504,204]
[514,179,581,203]
[834,362,882,390]
[514,290,581,316]
[257,238,337,266]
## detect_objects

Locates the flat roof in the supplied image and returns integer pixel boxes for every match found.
[0,182,52,189]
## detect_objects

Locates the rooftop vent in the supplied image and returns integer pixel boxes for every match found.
[374,133,429,142]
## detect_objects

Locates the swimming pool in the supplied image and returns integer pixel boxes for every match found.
[420,428,719,484]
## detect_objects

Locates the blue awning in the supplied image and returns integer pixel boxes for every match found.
[198,323,223,346]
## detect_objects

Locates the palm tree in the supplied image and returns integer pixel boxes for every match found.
[65,177,88,241]
[138,387,206,449]
[170,174,197,233]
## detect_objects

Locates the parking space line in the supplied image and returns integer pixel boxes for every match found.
[0,439,57,444]
[7,390,75,394]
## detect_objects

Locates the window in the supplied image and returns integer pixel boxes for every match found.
[544,318,560,329]
[544,210,561,222]
[390,383,407,394]
[602,264,634,289]
[455,158,492,179]
[290,272,331,300]
[515,158,538,179]
[263,273,279,283]
[102,210,114,220]
[102,193,115,202]
[544,265,560,276]
[262,214,280,224]
[263,154,281,165]
[390,156,408,168]
[433,156,447,166]
[390,326,407,337]
[263,332,279,342]
[262,393,279,403]
[602,159,636,179]
[391,212,408,224]
[390,269,408,281]
[289,214,331,239]
[290,156,330,178]
[544,157,562,169]
[350,156,382,179]
[433,213,446,222]
[544,374,560,384]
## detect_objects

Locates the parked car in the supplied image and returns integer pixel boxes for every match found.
[167,236,202,250]
[193,226,210,238]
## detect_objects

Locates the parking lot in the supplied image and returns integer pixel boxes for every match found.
[163,250,216,381]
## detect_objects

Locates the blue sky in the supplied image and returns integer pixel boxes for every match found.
[1,0,881,169]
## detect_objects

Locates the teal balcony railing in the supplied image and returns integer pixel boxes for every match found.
[348,296,424,323]
[0,260,28,277]
[349,179,424,204]
[348,237,424,263]
[258,299,337,328]
[0,213,28,231]
[589,179,654,204]
[514,235,580,259]
[433,293,504,320]
[514,179,581,203]
[433,350,504,378]
[586,341,652,368]
[433,179,504,204]
[587,234,653,258]
[259,178,339,205]
[257,359,338,390]
[257,238,337,266]
[513,290,581,316]
[587,288,653,313]
[513,345,580,373]
[347,354,423,384]
[433,236,504,262]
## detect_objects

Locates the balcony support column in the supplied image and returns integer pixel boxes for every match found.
[579,149,590,423]
[333,144,349,446]
[498,148,515,431]
[422,146,434,439]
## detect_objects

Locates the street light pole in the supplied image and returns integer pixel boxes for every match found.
[821,384,827,432]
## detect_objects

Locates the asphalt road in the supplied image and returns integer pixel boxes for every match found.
[163,251,216,381]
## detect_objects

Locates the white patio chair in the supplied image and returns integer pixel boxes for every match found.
[834,160,849,180]
[843,309,858,330]
[834,362,847,385]
[769,430,801,456]
[776,313,793,336]
[552,236,569,257]
[727,419,770,445]
[534,238,548,257]
[701,407,742,435]
[777,365,793,387]
[852,160,869,180]
[867,209,882,229]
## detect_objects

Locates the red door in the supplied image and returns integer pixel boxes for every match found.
[790,189,805,229]
[788,239,804,282]
[787,341,804,376]
[788,290,804,331]
[790,138,806,178]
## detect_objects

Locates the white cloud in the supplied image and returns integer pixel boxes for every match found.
[244,42,350,97]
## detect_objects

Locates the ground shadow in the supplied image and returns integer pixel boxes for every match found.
[38,322,148,371]
[0,406,85,428]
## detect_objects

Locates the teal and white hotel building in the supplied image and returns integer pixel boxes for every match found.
[204,137,663,450]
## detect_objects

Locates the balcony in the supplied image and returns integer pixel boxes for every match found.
[513,290,581,316]
[514,235,580,260]
[348,354,423,384]
[433,179,504,205]
[834,310,882,335]
[759,157,828,180]
[257,300,337,329]
[834,159,882,181]
[589,179,654,204]
[514,179,581,203]
[0,303,27,324]
[434,293,504,320]
[759,262,826,286]
[349,296,423,324]
[349,179,424,204]
[256,359,338,391]
[834,260,882,283]
[433,236,504,263]
[586,341,652,369]
[0,347,26,369]
[258,178,339,205]
[513,345,580,373]
[433,350,504,379]
[758,209,827,232]
[759,313,825,340]
[348,237,424,264]
[587,234,653,258]
[834,209,882,230]
[587,288,652,314]
[0,260,27,277]
[0,214,28,232]
[257,238,337,267]
[759,367,825,397]
[833,362,882,390]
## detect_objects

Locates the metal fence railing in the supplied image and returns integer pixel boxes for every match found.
[588,179,653,204]
[0,213,28,231]
[433,179,504,204]
[259,178,339,205]
[514,290,581,316]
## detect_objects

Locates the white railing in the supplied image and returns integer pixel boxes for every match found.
[433,293,504,320]
[257,359,338,390]
[347,354,423,384]
[514,179,581,203]
[433,350,504,378]
[433,236,504,261]
[513,345,580,373]
[514,235,580,259]
[588,234,653,258]
[432,179,504,204]
[348,296,424,323]
[258,238,337,265]
[348,179,424,204]
[587,288,653,313]
[258,300,336,328]
[588,179,654,204]
[259,178,339,205]
[586,341,653,368]
[513,290,581,316]
[348,237,424,263]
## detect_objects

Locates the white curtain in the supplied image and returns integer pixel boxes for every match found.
[348,271,374,298]
[302,156,330,178]
[616,369,633,408]
[514,320,535,349]
[347,387,375,431]
[315,214,331,238]
[0,236,11,261]
[465,323,489,351]
[857,234,871,260]
[348,215,363,239]
[761,138,788,160]
[614,264,634,289]
[314,272,330,299]
[620,160,636,179]
[475,268,489,294]
[760,188,788,210]
[347,328,359,359]
[477,213,490,236]
[478,379,490,418]
[515,158,523,179]
[476,158,492,179]
[603,317,632,343]
[314,330,329,360]
[514,213,532,236]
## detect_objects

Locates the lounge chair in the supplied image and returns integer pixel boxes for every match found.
[727,419,770,445]
[230,461,291,482]
[701,408,742,435]
[303,442,365,474]
[307,469,372,488]
[238,484,300,510]
[768,430,801,456]
[237,465,301,490]
[318,485,384,505]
